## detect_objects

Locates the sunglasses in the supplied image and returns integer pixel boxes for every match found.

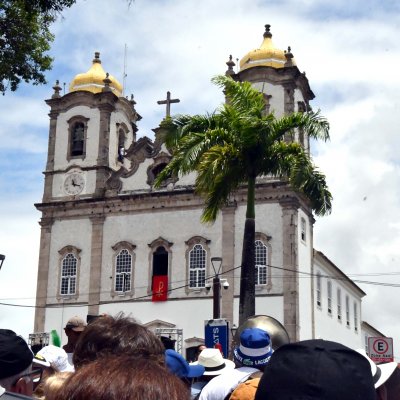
[13,368,43,387]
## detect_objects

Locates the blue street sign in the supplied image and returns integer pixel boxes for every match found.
[204,319,229,358]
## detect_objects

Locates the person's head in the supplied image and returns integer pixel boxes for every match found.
[254,339,376,400]
[52,354,190,400]
[33,345,74,399]
[64,316,86,346]
[72,313,165,369]
[33,345,74,374]
[165,349,204,387]
[233,328,273,371]
[0,329,36,396]
[192,348,235,377]
[41,372,73,400]
[195,344,206,358]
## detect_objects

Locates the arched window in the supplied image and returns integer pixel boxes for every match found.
[71,122,85,156]
[185,236,210,292]
[112,241,136,297]
[60,253,77,296]
[67,116,89,159]
[189,244,206,288]
[148,237,173,300]
[115,249,132,293]
[255,240,268,285]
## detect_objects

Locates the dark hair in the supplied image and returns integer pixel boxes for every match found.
[73,313,165,369]
[54,354,190,400]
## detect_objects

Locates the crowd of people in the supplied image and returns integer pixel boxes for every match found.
[0,313,399,399]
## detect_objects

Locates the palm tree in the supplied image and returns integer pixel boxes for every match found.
[155,75,332,325]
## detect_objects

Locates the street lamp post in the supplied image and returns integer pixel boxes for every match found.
[211,257,223,319]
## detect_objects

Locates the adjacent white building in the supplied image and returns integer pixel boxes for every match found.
[33,25,381,356]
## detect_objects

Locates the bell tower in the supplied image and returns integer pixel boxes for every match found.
[225,25,317,341]
[42,52,141,202]
[227,24,315,153]
[34,53,141,331]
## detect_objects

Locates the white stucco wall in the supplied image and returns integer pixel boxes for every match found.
[47,219,92,304]
[234,203,284,296]
[297,210,313,340]
[313,258,363,349]
[121,159,153,191]
[251,82,284,117]
[53,106,100,171]
[100,208,223,302]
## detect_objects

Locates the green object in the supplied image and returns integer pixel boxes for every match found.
[51,329,61,347]
[0,0,76,94]
[155,75,332,325]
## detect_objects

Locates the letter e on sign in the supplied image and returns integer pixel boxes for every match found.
[368,337,394,363]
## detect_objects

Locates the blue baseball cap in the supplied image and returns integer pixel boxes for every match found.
[165,349,205,378]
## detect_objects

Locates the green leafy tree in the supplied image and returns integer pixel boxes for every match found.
[0,1,77,94]
[155,75,332,325]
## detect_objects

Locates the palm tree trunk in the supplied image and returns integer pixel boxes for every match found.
[238,176,256,326]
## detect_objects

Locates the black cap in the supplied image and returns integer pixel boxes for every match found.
[255,339,376,400]
[0,330,33,380]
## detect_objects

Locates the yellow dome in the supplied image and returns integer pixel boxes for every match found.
[239,25,295,71]
[69,52,123,96]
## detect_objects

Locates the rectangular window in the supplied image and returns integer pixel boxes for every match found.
[316,272,322,307]
[337,288,342,320]
[301,218,306,242]
[354,301,358,332]
[327,281,332,314]
[346,295,350,327]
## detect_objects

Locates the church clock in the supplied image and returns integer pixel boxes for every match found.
[63,173,85,195]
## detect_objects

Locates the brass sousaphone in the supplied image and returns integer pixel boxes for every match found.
[233,315,290,350]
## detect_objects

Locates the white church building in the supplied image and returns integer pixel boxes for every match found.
[34,25,377,355]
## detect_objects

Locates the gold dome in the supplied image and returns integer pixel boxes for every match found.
[239,25,295,71]
[69,52,123,96]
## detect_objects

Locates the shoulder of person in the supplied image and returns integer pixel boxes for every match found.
[227,377,261,400]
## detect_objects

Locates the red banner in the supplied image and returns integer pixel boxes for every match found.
[152,275,168,301]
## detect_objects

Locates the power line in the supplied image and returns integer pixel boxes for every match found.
[1,262,400,309]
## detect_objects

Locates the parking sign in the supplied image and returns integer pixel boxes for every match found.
[368,337,394,363]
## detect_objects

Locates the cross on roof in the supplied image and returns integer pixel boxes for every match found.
[157,91,180,118]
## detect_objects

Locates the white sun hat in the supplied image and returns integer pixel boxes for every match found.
[191,348,235,376]
[33,345,74,372]
[356,349,397,388]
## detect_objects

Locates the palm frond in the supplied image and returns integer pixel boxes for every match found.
[289,152,332,216]
[195,145,245,222]
[268,111,330,143]
[212,75,265,117]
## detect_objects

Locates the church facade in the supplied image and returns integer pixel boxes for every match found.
[34,26,365,352]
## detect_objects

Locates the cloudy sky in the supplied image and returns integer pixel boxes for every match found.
[1,0,399,356]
